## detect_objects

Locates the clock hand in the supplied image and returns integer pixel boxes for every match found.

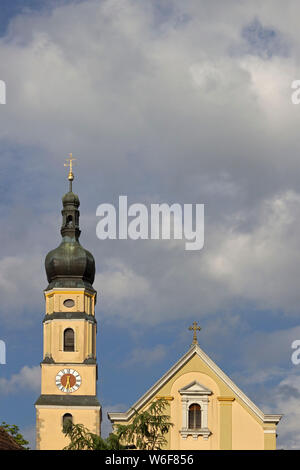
[65,376,71,389]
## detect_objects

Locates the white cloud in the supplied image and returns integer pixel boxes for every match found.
[0,255,43,315]
[0,0,296,181]
[90,190,300,325]
[264,373,300,449]
[203,190,300,314]
[0,365,40,395]
[123,345,167,368]
[95,259,151,322]
[1,0,300,448]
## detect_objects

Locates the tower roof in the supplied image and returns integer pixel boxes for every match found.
[45,163,95,291]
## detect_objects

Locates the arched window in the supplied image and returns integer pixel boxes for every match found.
[66,215,73,227]
[62,413,73,432]
[188,404,201,429]
[64,328,75,352]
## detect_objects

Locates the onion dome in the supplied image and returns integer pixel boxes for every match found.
[62,191,80,207]
[45,160,95,291]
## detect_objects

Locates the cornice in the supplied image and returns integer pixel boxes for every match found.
[43,312,97,323]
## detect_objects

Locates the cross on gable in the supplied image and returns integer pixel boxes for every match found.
[188,321,201,346]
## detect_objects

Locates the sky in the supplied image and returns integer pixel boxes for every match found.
[1,0,300,449]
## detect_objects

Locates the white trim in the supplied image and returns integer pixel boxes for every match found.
[180,428,211,440]
[264,430,276,434]
[44,319,89,323]
[108,345,283,425]
[263,415,282,422]
[35,405,100,410]
[179,381,212,440]
[179,380,212,395]
[44,288,87,293]
[41,363,96,367]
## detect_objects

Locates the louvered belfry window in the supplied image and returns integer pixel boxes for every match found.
[188,404,201,429]
[64,328,75,352]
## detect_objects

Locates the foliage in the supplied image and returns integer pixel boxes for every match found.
[63,398,173,450]
[114,398,173,450]
[1,422,30,449]
[63,421,125,450]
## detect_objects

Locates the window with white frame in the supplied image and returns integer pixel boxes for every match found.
[179,381,212,440]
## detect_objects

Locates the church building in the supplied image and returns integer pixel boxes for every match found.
[108,322,282,450]
[35,157,101,450]
[35,161,282,450]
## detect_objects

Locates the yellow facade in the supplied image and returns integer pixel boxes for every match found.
[109,345,282,450]
[36,408,100,451]
[35,287,101,450]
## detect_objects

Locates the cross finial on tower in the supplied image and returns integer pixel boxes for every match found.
[64,153,76,191]
[188,321,201,346]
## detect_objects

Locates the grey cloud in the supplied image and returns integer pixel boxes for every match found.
[1,0,300,446]
[277,384,300,399]
[0,0,300,350]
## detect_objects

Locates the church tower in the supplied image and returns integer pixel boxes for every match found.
[35,157,101,450]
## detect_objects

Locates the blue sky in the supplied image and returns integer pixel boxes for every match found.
[1,0,300,449]
[0,0,71,35]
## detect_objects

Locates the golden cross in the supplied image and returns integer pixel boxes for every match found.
[188,321,201,345]
[64,153,76,182]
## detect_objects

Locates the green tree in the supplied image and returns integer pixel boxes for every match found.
[63,421,125,450]
[1,422,30,449]
[115,398,173,450]
[63,398,173,450]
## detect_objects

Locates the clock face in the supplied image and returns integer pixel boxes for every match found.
[56,368,81,393]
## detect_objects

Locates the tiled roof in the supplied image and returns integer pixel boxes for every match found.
[35,394,100,407]
[0,427,23,450]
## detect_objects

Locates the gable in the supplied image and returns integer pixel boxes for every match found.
[108,344,282,426]
[157,355,221,400]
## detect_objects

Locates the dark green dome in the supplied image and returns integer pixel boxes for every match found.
[62,191,80,207]
[45,184,95,291]
[45,240,95,290]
